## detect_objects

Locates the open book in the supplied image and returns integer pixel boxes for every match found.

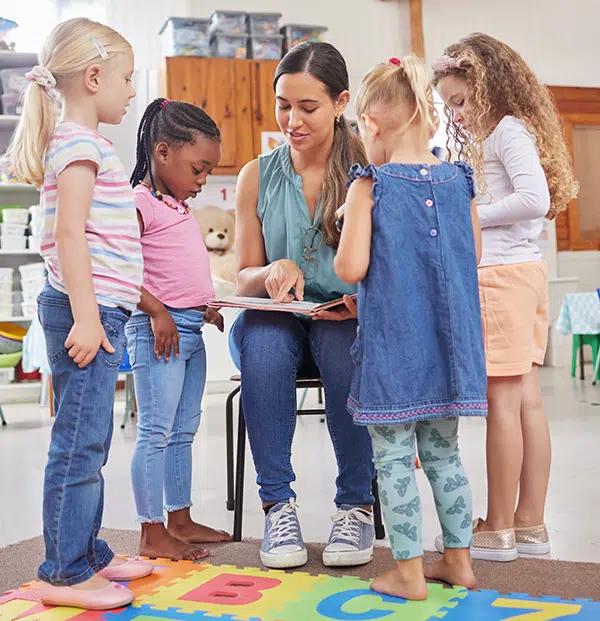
[208,294,357,316]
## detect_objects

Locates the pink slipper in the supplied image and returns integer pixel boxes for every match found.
[98,558,154,581]
[39,582,134,610]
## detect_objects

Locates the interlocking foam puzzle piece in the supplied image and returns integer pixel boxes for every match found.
[265,574,466,621]
[105,604,261,621]
[125,560,210,599]
[134,563,326,620]
[433,589,600,621]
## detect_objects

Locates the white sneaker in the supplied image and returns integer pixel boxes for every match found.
[322,506,375,567]
[260,498,308,569]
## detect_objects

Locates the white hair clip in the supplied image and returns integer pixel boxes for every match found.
[91,37,108,59]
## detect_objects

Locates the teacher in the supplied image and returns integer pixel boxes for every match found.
[230,42,375,570]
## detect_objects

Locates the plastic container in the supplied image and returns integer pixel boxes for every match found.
[209,10,247,35]
[0,322,27,354]
[0,281,12,294]
[0,67,33,94]
[1,91,20,116]
[0,351,23,368]
[1,235,26,250]
[0,367,15,384]
[210,34,247,59]
[18,262,46,280]
[21,301,36,317]
[27,236,40,252]
[0,268,13,283]
[15,362,41,382]
[0,223,26,236]
[2,209,29,225]
[247,12,281,35]
[249,35,283,60]
[160,17,210,57]
[0,291,12,305]
[281,24,328,52]
[0,302,13,317]
[21,278,45,303]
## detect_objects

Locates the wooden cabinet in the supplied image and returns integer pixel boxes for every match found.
[165,57,280,175]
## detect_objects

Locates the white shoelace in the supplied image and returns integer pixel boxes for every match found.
[268,499,301,546]
[330,508,372,545]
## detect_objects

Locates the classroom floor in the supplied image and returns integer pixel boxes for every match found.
[1,366,599,564]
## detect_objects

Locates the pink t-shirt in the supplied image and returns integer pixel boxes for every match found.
[134,185,214,308]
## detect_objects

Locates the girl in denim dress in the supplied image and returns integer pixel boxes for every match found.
[335,55,486,600]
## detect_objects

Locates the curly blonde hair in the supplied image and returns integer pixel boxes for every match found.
[432,33,578,219]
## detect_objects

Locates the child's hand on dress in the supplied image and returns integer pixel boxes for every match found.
[205,307,224,332]
[65,317,115,368]
[150,309,180,360]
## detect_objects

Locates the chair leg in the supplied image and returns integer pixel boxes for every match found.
[579,335,586,381]
[233,399,246,542]
[593,347,600,385]
[372,478,385,540]
[0,405,6,426]
[225,386,240,511]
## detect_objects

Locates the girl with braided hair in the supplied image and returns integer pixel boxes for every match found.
[127,98,231,561]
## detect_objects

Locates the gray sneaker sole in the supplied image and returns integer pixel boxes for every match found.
[260,548,308,569]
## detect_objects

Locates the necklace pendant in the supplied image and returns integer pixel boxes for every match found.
[177,205,186,215]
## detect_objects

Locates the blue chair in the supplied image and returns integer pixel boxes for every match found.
[120,349,136,429]
[593,289,600,385]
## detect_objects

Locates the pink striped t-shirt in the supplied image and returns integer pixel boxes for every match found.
[41,122,143,310]
[134,184,214,308]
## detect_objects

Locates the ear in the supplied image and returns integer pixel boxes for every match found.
[83,64,102,95]
[154,141,170,163]
[361,114,380,140]
[336,90,350,117]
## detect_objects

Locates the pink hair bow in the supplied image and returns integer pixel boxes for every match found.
[431,55,470,72]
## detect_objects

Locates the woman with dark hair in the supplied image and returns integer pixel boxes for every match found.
[229,42,375,570]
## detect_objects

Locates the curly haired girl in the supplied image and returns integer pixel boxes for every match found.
[433,32,578,562]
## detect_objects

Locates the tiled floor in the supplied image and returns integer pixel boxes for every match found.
[1,367,599,563]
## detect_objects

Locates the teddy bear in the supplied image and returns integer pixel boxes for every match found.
[194,205,237,298]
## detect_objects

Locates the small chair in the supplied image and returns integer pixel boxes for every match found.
[119,350,137,429]
[593,289,600,385]
[225,375,386,543]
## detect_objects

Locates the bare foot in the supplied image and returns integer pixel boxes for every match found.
[371,558,428,601]
[167,508,232,543]
[140,523,209,561]
[424,549,476,589]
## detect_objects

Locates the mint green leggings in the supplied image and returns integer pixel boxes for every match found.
[369,417,473,560]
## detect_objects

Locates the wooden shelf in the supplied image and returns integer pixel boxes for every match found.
[0,182,38,192]
[0,249,40,256]
[0,115,19,128]
[0,316,33,323]
[0,51,38,70]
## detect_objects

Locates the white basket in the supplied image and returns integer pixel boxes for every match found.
[0,367,15,385]
[0,281,13,294]
[27,236,41,252]
[19,263,46,280]
[0,302,14,317]
[1,223,27,236]
[0,291,13,305]
[0,268,14,283]
[2,209,29,225]
[21,277,45,300]
[21,302,37,318]
[1,235,27,250]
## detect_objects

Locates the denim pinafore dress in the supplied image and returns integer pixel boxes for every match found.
[347,161,487,425]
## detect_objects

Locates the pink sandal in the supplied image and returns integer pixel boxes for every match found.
[39,582,134,610]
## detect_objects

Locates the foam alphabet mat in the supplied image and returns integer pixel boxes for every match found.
[2,559,600,621]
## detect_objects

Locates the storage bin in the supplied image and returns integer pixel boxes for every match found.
[248,13,281,35]
[210,34,247,59]
[2,208,29,225]
[0,223,26,236]
[21,302,37,317]
[18,262,46,280]
[160,17,210,57]
[0,281,12,294]
[249,35,283,60]
[0,268,13,283]
[209,11,247,35]
[0,351,23,368]
[1,235,26,250]
[0,367,15,384]
[1,91,20,116]
[21,277,45,302]
[0,67,33,94]
[281,24,328,52]
[27,236,41,252]
[0,302,14,317]
[0,323,26,355]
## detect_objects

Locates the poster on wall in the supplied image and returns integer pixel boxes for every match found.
[261,131,286,154]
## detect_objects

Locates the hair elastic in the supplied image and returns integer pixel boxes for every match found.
[388,57,402,67]
[160,99,172,109]
[91,37,108,59]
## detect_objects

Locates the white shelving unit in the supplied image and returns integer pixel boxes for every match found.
[0,51,43,404]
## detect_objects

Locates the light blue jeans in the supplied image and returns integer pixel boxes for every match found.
[126,308,206,523]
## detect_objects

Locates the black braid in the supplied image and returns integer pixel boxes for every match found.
[130,98,221,193]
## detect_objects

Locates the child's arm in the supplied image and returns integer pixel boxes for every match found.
[471,199,482,265]
[55,162,115,368]
[478,120,551,228]
[334,178,374,284]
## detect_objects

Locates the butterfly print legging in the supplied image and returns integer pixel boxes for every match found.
[369,417,473,560]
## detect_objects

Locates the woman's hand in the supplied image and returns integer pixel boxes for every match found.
[313,294,358,322]
[65,317,115,368]
[150,309,179,360]
[265,259,305,303]
[205,307,224,332]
